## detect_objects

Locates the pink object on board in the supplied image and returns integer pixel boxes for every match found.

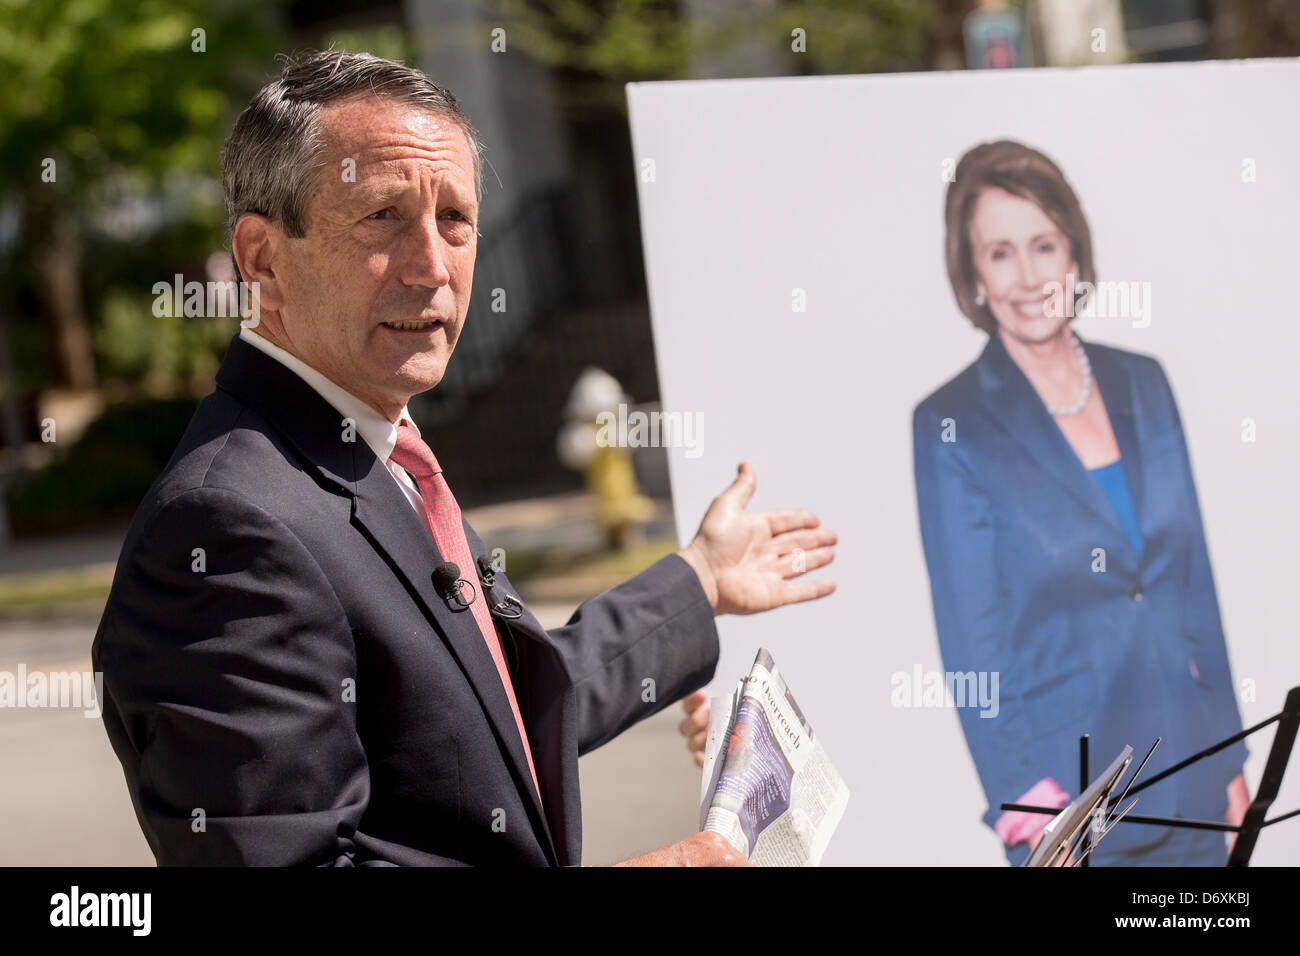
[994,777,1070,847]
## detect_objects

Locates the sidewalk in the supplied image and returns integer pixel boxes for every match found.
[0,526,128,578]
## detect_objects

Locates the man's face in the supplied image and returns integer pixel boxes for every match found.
[271,96,478,419]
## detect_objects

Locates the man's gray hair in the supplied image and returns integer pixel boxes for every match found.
[221,49,483,276]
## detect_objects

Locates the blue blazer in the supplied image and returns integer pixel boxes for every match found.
[912,331,1247,861]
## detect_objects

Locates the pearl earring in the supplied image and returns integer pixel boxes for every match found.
[975,289,986,307]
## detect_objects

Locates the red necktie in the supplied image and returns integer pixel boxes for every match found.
[388,422,542,804]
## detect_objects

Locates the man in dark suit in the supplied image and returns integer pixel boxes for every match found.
[92,50,837,867]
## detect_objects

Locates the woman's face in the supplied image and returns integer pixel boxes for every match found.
[967,186,1078,344]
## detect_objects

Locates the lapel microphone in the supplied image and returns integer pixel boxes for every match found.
[475,553,497,586]
[476,554,524,620]
[432,562,476,608]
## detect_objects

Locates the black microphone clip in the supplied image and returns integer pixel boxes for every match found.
[475,553,498,589]
[475,554,524,620]
[431,561,476,609]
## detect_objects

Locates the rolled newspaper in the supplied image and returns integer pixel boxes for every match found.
[699,648,850,865]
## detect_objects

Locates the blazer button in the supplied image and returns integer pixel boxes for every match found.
[1129,584,1143,602]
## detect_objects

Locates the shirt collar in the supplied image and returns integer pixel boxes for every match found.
[238,327,421,465]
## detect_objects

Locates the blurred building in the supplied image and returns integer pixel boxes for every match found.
[290,0,663,506]
[278,0,1297,508]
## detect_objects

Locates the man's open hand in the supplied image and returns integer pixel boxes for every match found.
[676,462,837,616]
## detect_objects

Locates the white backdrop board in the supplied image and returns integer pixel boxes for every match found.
[627,59,1300,865]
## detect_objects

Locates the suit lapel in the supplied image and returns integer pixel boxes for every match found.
[350,462,558,865]
[215,334,558,863]
[461,521,578,865]
[973,331,1143,561]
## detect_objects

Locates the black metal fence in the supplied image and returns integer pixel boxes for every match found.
[410,180,661,507]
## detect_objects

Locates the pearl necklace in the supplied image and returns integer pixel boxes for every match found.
[1045,332,1092,417]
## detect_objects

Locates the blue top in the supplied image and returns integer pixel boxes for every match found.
[1089,459,1144,558]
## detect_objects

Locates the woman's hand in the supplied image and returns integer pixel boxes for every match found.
[1226,772,1250,854]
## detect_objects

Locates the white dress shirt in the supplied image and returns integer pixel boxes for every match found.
[238,327,424,514]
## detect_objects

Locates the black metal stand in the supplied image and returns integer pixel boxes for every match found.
[1079,733,1089,868]
[1000,686,1300,866]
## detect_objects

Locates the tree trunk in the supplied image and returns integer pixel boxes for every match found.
[31,210,96,390]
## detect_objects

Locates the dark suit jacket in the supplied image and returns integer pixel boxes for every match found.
[92,334,720,866]
[912,331,1248,861]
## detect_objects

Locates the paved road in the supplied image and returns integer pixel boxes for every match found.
[0,602,701,867]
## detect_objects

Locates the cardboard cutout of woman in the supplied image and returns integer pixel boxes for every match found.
[911,140,1250,866]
